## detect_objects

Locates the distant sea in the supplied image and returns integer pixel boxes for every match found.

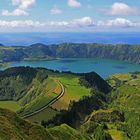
[0,32,140,46]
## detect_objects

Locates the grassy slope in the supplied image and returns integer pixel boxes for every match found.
[0,101,20,111]
[18,77,58,116]
[0,67,139,139]
[0,108,91,140]
[27,72,91,122]
[79,72,140,140]
[0,76,58,117]
[0,68,58,120]
[48,124,91,140]
[50,72,91,110]
[80,108,130,140]
[27,107,58,123]
[108,129,129,140]
[0,68,91,123]
[0,108,51,140]
[108,73,140,140]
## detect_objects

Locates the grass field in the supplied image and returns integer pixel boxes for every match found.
[18,78,60,116]
[0,69,91,122]
[26,72,91,122]
[0,77,60,118]
[48,124,91,140]
[106,123,129,140]
[0,101,20,111]
[108,129,129,140]
[27,107,58,123]
[51,74,91,110]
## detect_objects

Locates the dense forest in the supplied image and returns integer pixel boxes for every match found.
[0,43,140,64]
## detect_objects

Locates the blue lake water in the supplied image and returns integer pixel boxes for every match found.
[0,32,140,46]
[1,32,140,78]
[10,58,140,78]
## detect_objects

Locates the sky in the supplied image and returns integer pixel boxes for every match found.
[0,0,140,32]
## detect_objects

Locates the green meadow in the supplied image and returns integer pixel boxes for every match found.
[0,101,20,111]
[27,107,58,123]
[49,73,91,110]
[26,73,91,122]
[0,68,91,122]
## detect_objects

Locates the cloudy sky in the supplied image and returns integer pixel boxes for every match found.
[0,0,140,32]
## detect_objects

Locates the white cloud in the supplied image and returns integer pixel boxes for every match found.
[0,17,94,29]
[0,17,140,31]
[72,17,94,27]
[57,17,94,27]
[11,0,35,10]
[105,3,140,16]
[98,18,140,27]
[46,17,94,27]
[2,9,28,16]
[68,0,81,8]
[50,6,62,15]
[2,0,35,16]
[0,20,43,28]
[18,0,36,10]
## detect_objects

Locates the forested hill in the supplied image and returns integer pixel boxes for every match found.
[0,67,139,139]
[0,43,140,64]
[0,108,91,140]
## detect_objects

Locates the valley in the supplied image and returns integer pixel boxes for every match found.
[0,43,140,79]
[0,66,139,140]
[0,0,140,139]
[0,67,91,123]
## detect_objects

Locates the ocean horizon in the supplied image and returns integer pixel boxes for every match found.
[0,32,140,46]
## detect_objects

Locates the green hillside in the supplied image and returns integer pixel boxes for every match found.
[0,43,140,64]
[0,67,93,122]
[44,72,111,128]
[107,72,140,140]
[0,67,139,139]
[0,67,58,117]
[43,72,140,140]
[79,72,140,140]
[0,108,91,140]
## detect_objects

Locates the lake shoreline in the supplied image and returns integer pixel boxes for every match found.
[1,58,139,79]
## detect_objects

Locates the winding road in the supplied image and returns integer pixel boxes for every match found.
[22,80,65,119]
